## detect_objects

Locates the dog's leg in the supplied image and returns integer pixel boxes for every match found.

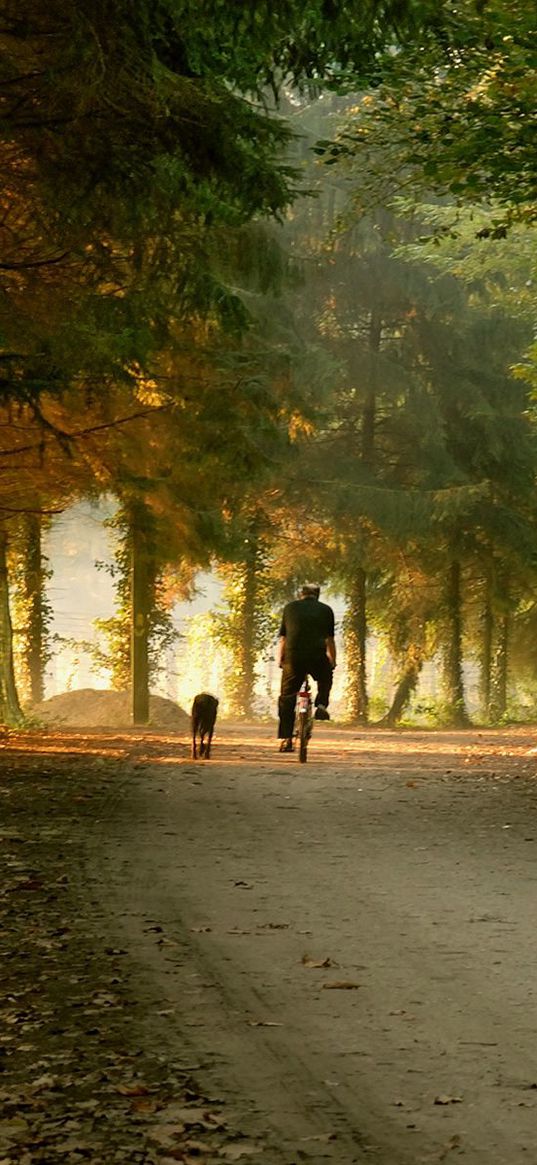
[192,725,198,760]
[205,728,214,759]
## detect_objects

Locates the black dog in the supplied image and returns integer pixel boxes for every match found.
[191,693,219,760]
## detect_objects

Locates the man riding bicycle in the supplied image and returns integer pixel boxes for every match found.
[276,583,337,753]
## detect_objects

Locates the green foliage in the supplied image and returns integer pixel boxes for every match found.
[318,1,537,227]
[400,697,457,728]
[92,506,179,691]
[268,94,537,725]
[211,527,280,717]
[0,0,443,418]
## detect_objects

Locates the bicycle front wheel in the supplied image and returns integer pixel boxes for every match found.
[298,711,309,763]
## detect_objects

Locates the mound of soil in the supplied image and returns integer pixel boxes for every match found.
[31,688,189,729]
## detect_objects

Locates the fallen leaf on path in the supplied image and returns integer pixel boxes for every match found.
[247,1020,283,1028]
[157,1104,225,1130]
[130,1097,158,1114]
[301,954,333,969]
[321,981,361,990]
[190,926,212,933]
[147,1124,186,1148]
[299,1133,337,1142]
[0,1116,29,1139]
[434,1095,463,1105]
[49,1138,95,1154]
[116,1082,151,1097]
[11,878,44,891]
[91,991,119,1007]
[438,1134,462,1160]
[218,1143,262,1160]
[31,1074,57,1091]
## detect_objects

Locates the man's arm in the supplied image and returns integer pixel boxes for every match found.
[276,607,288,668]
[326,635,336,668]
[325,604,336,668]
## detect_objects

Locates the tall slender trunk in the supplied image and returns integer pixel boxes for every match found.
[480,573,493,720]
[361,309,382,465]
[24,515,47,705]
[490,612,510,723]
[225,535,262,719]
[130,499,155,726]
[344,310,382,726]
[0,528,22,725]
[344,568,368,725]
[235,548,258,718]
[443,558,469,727]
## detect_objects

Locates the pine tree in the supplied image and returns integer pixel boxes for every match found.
[0,528,22,724]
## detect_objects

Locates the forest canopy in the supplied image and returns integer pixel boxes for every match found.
[0,1,536,727]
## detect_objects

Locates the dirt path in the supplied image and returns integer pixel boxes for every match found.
[3,723,537,1164]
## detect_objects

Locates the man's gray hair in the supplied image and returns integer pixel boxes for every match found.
[300,583,320,599]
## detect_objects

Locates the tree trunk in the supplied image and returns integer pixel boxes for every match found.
[443,558,469,727]
[489,611,509,723]
[130,499,153,726]
[344,567,369,725]
[235,549,258,718]
[343,310,382,726]
[0,528,22,725]
[378,649,423,727]
[361,310,382,465]
[225,536,262,719]
[480,574,493,720]
[23,515,47,705]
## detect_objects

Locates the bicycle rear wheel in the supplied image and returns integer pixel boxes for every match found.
[298,711,309,763]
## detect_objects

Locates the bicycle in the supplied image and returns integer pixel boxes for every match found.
[294,676,313,763]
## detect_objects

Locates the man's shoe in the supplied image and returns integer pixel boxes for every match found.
[279,739,294,753]
[314,705,330,721]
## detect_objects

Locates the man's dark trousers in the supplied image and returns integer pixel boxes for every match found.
[278,655,333,739]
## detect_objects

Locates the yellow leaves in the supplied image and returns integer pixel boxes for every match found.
[466,62,504,105]
[125,361,166,406]
[134,379,166,406]
[287,411,315,441]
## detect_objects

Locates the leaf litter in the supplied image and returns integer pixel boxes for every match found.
[0,737,265,1164]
